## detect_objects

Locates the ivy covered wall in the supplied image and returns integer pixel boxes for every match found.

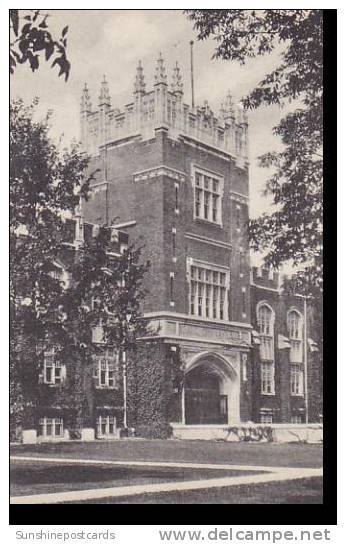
[127,340,184,438]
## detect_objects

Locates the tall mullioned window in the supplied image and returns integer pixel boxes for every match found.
[193,167,223,225]
[42,348,65,385]
[287,309,303,362]
[290,363,304,396]
[261,362,275,395]
[189,263,229,320]
[287,309,304,397]
[257,303,275,395]
[257,304,274,361]
[93,350,118,388]
[97,415,117,437]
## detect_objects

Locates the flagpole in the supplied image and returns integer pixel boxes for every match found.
[304,296,309,423]
[105,144,109,225]
[190,40,195,109]
[123,349,127,429]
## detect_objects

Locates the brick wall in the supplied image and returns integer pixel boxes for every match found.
[83,130,251,323]
[250,276,321,424]
[81,128,322,428]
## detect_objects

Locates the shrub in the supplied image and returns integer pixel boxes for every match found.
[136,422,173,439]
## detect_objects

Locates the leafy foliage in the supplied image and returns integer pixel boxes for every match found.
[10,100,150,434]
[127,343,184,439]
[185,10,323,293]
[225,426,274,442]
[10,99,87,429]
[10,9,70,80]
[63,230,150,354]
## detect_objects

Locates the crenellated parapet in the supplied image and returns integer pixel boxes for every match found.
[79,54,249,163]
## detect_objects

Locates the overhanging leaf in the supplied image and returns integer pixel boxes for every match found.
[10,10,19,36]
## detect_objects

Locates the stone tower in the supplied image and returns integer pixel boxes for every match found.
[80,56,252,429]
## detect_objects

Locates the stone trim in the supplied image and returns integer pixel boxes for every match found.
[143,310,253,329]
[180,135,248,166]
[145,334,250,349]
[185,232,232,251]
[190,163,226,182]
[144,313,252,348]
[110,220,136,229]
[101,134,141,151]
[133,165,186,183]
[90,181,108,194]
[186,257,230,274]
[250,281,280,293]
[230,191,249,204]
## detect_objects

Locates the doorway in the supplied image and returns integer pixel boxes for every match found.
[184,364,228,424]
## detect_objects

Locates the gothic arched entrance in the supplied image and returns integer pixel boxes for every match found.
[184,364,228,424]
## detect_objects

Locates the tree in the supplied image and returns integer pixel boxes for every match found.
[10,98,87,431]
[185,10,323,293]
[10,100,150,436]
[59,229,150,436]
[10,9,70,80]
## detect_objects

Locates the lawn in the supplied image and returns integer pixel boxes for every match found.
[11,459,262,497]
[10,440,323,505]
[76,477,323,504]
[10,439,323,468]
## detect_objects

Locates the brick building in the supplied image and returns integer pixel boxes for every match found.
[13,217,131,444]
[76,55,322,440]
[250,267,322,426]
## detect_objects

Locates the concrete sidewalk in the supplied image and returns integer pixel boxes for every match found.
[10,455,322,504]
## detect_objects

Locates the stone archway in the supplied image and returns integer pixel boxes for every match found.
[183,352,240,425]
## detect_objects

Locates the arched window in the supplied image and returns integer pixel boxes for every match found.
[257,303,274,361]
[287,309,303,362]
[257,303,275,395]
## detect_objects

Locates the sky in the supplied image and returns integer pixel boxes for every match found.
[11,9,288,264]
